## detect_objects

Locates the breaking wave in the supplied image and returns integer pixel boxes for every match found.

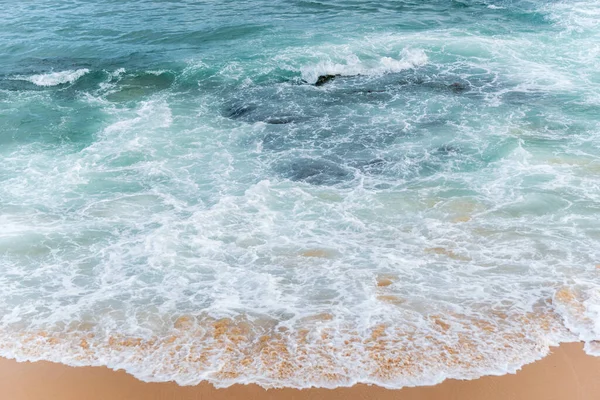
[19,69,90,87]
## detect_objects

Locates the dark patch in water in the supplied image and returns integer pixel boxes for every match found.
[436,145,461,155]
[262,116,301,125]
[223,104,257,119]
[277,157,352,185]
[315,74,339,86]
[448,82,469,93]
[222,101,305,125]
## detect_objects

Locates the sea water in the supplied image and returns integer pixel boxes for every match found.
[0,0,599,389]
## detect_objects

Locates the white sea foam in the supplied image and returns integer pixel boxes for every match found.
[553,286,600,356]
[300,48,428,84]
[546,0,600,32]
[21,69,90,87]
[1,0,600,390]
[111,68,126,77]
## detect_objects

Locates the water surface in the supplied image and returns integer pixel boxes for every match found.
[1,0,600,389]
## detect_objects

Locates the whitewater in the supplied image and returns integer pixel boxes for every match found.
[0,0,599,389]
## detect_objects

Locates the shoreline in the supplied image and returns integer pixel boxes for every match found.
[1,342,599,400]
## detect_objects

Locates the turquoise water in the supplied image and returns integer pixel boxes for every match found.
[1,0,600,389]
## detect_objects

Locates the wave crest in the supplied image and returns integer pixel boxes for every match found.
[300,48,428,84]
[23,69,90,87]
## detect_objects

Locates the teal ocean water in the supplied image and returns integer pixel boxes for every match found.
[1,0,600,389]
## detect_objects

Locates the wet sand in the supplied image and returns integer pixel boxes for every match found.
[1,342,598,400]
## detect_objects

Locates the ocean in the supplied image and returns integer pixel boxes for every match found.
[1,0,599,389]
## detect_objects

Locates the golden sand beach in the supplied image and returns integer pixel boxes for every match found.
[1,342,598,400]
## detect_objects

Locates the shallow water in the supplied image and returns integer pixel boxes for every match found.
[1,0,600,389]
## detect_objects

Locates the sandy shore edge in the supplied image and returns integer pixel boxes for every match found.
[1,342,599,400]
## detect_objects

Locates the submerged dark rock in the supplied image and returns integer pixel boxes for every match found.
[449,82,468,93]
[277,157,352,185]
[315,74,338,86]
[436,145,461,155]
[222,104,256,119]
[263,116,299,125]
[223,101,305,124]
